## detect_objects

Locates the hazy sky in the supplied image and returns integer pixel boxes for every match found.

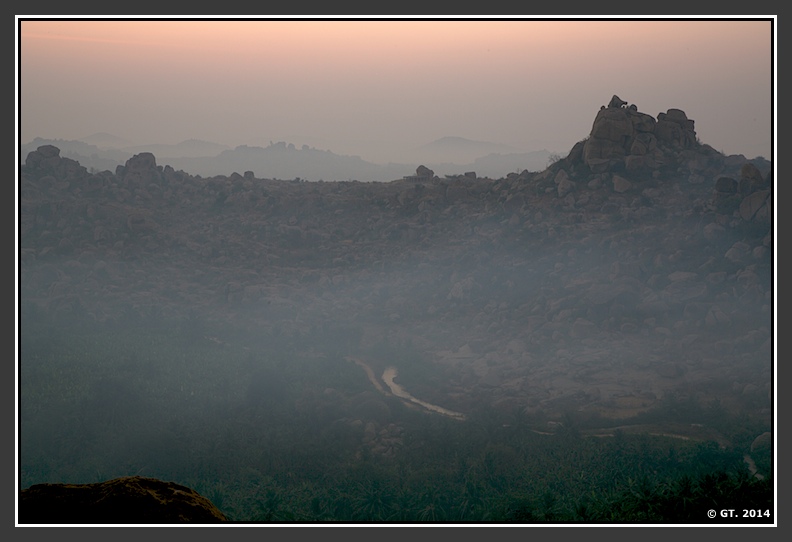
[17,17,775,162]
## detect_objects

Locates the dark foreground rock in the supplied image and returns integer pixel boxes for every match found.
[20,476,228,524]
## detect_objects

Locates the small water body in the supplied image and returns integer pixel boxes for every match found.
[381,367,466,420]
[346,357,466,420]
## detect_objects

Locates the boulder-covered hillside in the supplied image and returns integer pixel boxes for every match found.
[19,96,773,428]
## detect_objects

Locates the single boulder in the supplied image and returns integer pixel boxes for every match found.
[20,476,228,524]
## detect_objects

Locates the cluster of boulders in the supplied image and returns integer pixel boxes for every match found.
[581,104,696,173]
[19,98,773,426]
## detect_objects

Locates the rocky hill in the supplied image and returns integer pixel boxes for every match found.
[19,96,773,428]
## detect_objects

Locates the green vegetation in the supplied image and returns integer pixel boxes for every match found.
[19,312,773,523]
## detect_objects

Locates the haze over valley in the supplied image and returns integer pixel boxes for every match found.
[18,95,774,523]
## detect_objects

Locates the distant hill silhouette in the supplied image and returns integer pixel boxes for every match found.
[19,135,557,181]
[121,139,232,159]
[78,132,134,148]
[414,136,522,163]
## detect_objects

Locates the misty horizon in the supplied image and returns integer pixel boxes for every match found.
[20,132,565,182]
[22,132,556,160]
[18,17,774,166]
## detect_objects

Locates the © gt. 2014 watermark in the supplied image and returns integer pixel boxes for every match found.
[707,509,772,519]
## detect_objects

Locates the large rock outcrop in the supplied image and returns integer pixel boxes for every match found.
[582,96,698,174]
[20,476,228,524]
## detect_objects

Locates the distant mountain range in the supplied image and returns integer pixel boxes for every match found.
[77,132,135,148]
[122,139,232,158]
[19,135,556,182]
[413,136,523,164]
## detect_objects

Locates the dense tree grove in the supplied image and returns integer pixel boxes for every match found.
[19,312,773,524]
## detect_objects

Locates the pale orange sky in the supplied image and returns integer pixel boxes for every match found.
[17,17,774,162]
